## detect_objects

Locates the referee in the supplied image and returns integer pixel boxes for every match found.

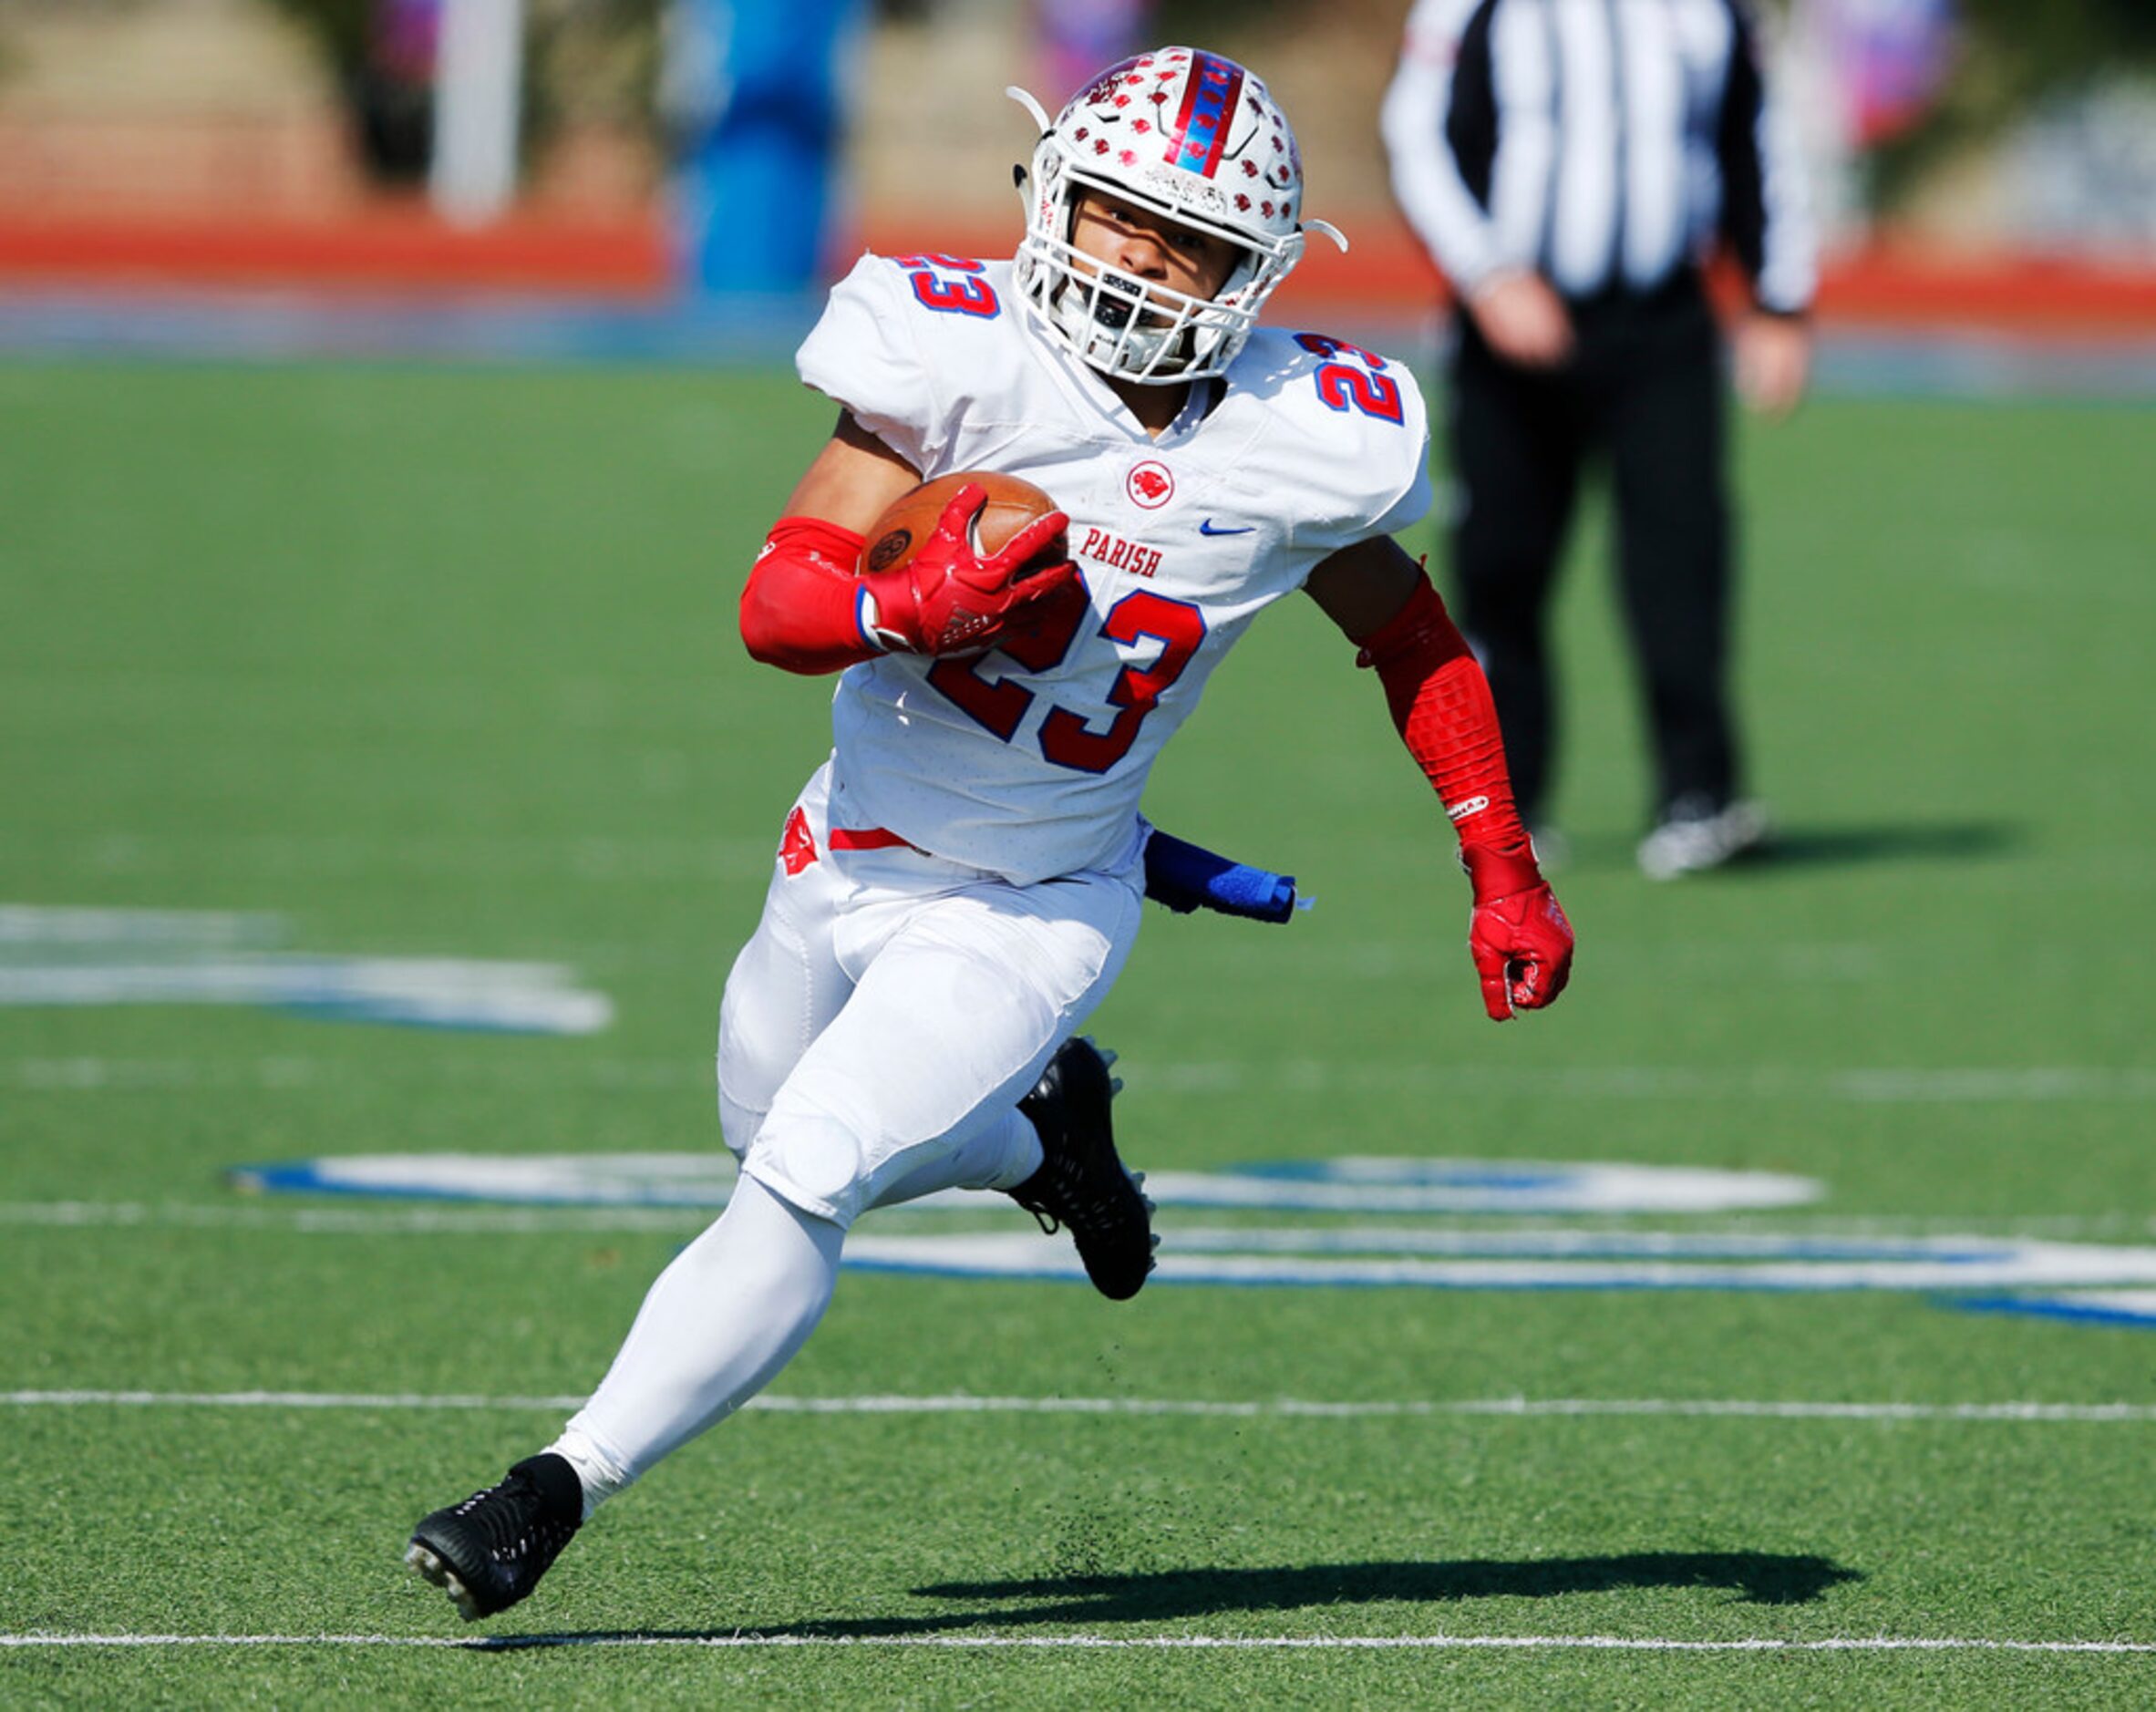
[1381,0,1816,877]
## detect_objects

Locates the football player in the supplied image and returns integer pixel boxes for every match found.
[406,46,1573,1622]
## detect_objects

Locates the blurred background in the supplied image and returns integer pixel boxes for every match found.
[0,0,2150,368]
[3,14,2152,1628]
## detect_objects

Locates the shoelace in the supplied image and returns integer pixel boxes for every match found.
[456,1475,575,1566]
[1015,1165,1135,1239]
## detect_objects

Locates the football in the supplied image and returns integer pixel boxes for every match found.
[861,470,1064,577]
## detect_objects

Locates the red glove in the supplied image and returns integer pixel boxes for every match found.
[1463,845,1574,1022]
[863,483,1078,656]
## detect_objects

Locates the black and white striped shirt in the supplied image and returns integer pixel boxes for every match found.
[1381,0,1816,313]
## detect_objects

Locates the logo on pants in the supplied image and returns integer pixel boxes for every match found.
[779,807,819,875]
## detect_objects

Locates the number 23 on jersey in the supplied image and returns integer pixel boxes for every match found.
[926,580,1207,776]
[1297,332,1404,424]
[892,254,1001,319]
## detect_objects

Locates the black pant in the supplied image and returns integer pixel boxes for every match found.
[1446,274,1736,826]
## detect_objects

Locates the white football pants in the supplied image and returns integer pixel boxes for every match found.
[719,759,1144,1225]
[553,759,1143,1499]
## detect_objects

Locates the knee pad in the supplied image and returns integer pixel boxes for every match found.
[740,1105,873,1229]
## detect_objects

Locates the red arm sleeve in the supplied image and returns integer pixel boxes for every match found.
[738,517,878,676]
[1354,569,1545,902]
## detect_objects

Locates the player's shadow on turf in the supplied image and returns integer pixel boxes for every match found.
[688,1552,1861,1640]
[1567,819,2017,872]
[1752,820,2018,869]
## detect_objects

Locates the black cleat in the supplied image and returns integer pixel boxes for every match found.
[405,1452,583,1621]
[1010,1036,1158,1301]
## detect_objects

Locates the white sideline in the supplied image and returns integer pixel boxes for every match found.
[1,1632,2151,1654]
[5,1389,2155,1423]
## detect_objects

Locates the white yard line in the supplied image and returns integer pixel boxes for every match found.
[5,1390,2154,1423]
[0,1632,2150,1654]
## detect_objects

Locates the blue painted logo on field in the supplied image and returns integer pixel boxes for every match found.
[0,904,609,1035]
[222,1150,2156,1325]
[1955,1292,2156,1330]
[841,1229,2156,1305]
[227,1151,1821,1216]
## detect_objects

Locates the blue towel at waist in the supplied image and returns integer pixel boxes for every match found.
[1142,830,1297,924]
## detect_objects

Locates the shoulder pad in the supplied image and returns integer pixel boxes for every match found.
[1233,326,1433,546]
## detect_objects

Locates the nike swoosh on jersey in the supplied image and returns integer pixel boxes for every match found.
[1198,519,1254,536]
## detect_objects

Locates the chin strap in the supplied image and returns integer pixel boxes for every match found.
[738,517,880,676]
[1354,568,1542,899]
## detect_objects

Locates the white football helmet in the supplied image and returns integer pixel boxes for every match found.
[1009,47,1345,385]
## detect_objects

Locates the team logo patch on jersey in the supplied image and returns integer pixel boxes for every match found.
[1078,526,1164,579]
[1127,460,1176,510]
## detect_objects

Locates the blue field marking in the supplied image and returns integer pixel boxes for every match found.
[222,1150,2156,1309]
[0,289,821,368]
[1953,1294,2156,1331]
[839,1228,2156,1294]
[1238,1160,1573,1191]
[0,903,611,1035]
[230,1163,365,1199]
[1813,331,2156,402]
[224,1154,734,1205]
[1160,1226,2012,1263]
[223,1151,1818,1214]
[0,956,612,1035]
[272,999,562,1034]
[227,1153,730,1206]
[226,1160,627,1203]
[3,288,2152,398]
[1153,1159,1820,1212]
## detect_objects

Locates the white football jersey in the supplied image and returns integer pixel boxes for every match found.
[794,252,1432,885]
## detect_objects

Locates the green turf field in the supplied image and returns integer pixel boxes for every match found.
[2,359,2151,1707]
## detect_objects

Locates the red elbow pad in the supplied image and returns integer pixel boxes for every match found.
[739,517,877,676]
